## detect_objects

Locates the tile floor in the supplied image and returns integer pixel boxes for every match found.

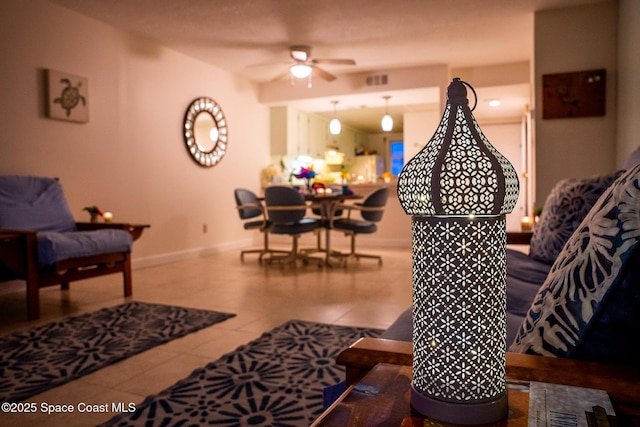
[0,244,413,426]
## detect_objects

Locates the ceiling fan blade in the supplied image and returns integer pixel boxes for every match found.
[313,58,356,66]
[270,69,291,83]
[246,61,291,69]
[313,66,336,82]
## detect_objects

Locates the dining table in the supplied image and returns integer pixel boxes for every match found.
[258,190,363,266]
[304,192,363,265]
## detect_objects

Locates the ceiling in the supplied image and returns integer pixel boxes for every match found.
[51,0,607,133]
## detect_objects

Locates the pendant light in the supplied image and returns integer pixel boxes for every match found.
[329,101,341,135]
[381,95,393,132]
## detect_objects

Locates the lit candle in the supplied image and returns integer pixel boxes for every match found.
[103,212,113,223]
[316,188,325,196]
[325,188,333,196]
[521,216,533,232]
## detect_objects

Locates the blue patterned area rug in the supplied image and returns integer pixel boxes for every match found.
[102,319,383,427]
[0,302,235,402]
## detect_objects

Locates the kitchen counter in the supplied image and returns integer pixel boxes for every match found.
[349,180,397,196]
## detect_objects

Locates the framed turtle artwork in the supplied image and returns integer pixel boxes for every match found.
[45,69,89,123]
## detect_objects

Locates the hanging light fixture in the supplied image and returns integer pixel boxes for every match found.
[329,101,341,135]
[289,64,312,79]
[381,95,393,132]
[397,78,520,424]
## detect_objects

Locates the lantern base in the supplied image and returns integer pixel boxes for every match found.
[411,385,508,425]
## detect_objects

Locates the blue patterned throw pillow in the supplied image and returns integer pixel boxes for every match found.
[529,170,624,264]
[510,164,640,365]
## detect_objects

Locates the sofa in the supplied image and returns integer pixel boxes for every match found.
[0,175,148,320]
[383,167,629,344]
[326,150,640,412]
[382,160,640,362]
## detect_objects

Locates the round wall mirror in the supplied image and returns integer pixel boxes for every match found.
[183,97,228,167]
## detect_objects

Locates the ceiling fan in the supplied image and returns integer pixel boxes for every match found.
[252,45,356,85]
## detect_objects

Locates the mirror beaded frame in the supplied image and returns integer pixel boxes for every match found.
[183,97,228,167]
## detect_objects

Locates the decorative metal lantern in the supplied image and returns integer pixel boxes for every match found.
[397,78,519,424]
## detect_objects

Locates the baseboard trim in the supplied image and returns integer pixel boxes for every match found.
[132,239,254,269]
[132,237,411,270]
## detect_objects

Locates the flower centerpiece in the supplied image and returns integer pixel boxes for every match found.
[293,166,316,193]
[83,206,103,222]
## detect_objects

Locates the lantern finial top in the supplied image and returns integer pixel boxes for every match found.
[447,78,469,106]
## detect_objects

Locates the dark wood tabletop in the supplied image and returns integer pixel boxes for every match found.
[312,360,640,427]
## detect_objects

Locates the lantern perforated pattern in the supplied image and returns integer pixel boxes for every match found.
[411,216,507,402]
[397,105,519,217]
[398,79,518,423]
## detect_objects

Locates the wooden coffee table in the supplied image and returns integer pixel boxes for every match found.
[313,338,640,427]
[312,363,532,426]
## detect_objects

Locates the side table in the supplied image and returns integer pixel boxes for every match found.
[312,363,530,426]
[334,338,640,426]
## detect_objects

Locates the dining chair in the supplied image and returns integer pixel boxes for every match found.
[234,188,287,262]
[329,187,390,265]
[263,186,322,266]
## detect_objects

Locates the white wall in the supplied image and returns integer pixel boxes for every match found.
[403,108,442,161]
[616,0,640,167]
[533,1,618,206]
[0,0,271,267]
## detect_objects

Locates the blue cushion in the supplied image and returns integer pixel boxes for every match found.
[528,170,623,264]
[333,218,377,234]
[269,218,319,235]
[323,381,347,410]
[506,249,551,317]
[0,176,76,233]
[624,145,640,170]
[381,308,412,341]
[37,230,133,264]
[510,164,640,366]
[506,311,526,349]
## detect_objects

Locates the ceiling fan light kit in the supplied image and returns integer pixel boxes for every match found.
[262,45,355,87]
[289,64,312,79]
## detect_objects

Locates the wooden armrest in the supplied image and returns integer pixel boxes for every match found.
[336,337,412,385]
[507,231,533,245]
[327,203,385,226]
[76,222,150,241]
[334,204,384,213]
[264,205,308,211]
[76,222,128,231]
[356,206,385,212]
[236,203,264,211]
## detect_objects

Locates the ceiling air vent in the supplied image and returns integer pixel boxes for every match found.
[366,74,388,86]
